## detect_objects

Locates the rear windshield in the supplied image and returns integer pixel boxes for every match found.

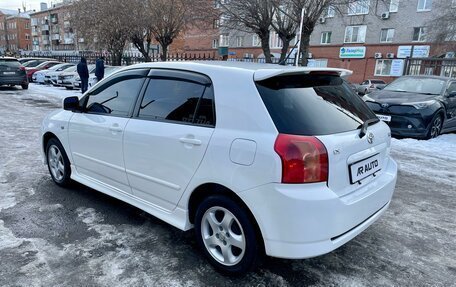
[256,74,377,136]
[0,59,21,70]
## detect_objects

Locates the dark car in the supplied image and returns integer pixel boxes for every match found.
[0,57,28,89]
[18,57,55,64]
[364,75,456,139]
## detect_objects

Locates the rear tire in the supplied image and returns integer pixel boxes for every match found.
[194,195,262,275]
[46,138,72,187]
[65,86,73,90]
[425,113,443,139]
[21,84,28,90]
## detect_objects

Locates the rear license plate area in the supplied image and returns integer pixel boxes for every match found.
[349,153,382,184]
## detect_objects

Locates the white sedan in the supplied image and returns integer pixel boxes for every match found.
[40,62,397,274]
[33,63,74,84]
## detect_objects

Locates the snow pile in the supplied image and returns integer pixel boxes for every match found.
[391,134,456,186]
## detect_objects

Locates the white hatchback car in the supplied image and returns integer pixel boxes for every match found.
[41,62,397,274]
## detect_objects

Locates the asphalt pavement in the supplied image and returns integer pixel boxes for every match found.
[0,85,455,287]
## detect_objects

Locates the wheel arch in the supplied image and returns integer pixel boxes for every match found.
[188,183,265,252]
[42,131,58,154]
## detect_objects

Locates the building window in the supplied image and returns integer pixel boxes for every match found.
[270,31,283,48]
[25,22,30,29]
[380,28,394,43]
[25,34,30,40]
[219,34,229,47]
[213,19,220,29]
[389,0,399,12]
[375,59,393,76]
[321,31,332,44]
[413,27,426,42]
[252,34,261,47]
[348,0,370,15]
[417,0,431,11]
[235,36,243,47]
[212,39,218,48]
[344,25,367,43]
[326,5,335,17]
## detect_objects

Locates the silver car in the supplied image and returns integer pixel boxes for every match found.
[356,79,387,95]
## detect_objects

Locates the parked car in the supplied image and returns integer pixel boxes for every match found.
[26,60,61,82]
[356,79,387,95]
[41,62,397,274]
[34,63,75,84]
[364,75,456,139]
[50,66,77,86]
[18,57,55,65]
[73,65,121,89]
[57,64,95,89]
[22,59,53,68]
[343,78,358,94]
[0,57,28,89]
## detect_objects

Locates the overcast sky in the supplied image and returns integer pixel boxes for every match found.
[0,0,60,12]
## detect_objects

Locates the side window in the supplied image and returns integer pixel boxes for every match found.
[447,82,456,94]
[138,78,215,126]
[86,76,145,117]
[362,80,369,85]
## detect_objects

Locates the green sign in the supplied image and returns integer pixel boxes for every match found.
[339,46,366,58]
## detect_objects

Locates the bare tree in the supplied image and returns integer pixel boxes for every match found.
[426,2,456,54]
[71,0,131,65]
[130,0,154,62]
[271,0,298,64]
[219,0,276,63]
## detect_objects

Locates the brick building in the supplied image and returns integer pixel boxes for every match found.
[30,2,81,52]
[0,9,32,54]
[180,0,456,83]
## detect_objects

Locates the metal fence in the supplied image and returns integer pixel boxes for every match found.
[404,57,456,78]
[20,51,218,65]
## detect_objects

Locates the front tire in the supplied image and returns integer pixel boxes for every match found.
[46,138,72,187]
[194,195,262,274]
[425,113,443,139]
[65,86,73,90]
[21,84,28,89]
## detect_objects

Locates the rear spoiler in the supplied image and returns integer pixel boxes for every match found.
[254,68,353,81]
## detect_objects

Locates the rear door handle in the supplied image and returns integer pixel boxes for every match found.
[179,137,202,146]
[109,124,123,133]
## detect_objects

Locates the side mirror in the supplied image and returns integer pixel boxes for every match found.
[448,91,456,98]
[63,96,80,111]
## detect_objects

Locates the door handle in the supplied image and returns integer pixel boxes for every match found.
[109,125,123,133]
[179,137,202,146]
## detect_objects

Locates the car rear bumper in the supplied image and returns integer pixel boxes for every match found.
[0,76,28,85]
[238,157,397,259]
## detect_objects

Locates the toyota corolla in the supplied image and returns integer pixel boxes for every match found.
[41,62,397,274]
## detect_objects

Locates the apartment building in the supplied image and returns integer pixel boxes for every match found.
[182,0,456,83]
[0,9,32,54]
[30,2,80,52]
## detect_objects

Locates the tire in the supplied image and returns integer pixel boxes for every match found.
[65,86,73,90]
[46,138,72,187]
[425,113,443,139]
[21,84,28,90]
[194,195,262,274]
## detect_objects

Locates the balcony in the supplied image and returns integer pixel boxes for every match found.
[32,40,39,45]
[31,18,38,26]
[64,38,74,44]
[31,30,38,36]
[42,25,49,31]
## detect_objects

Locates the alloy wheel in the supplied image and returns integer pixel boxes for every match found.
[201,206,246,266]
[430,116,442,138]
[48,144,65,181]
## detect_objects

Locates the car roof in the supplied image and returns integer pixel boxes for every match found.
[0,57,19,61]
[401,75,452,81]
[124,61,353,81]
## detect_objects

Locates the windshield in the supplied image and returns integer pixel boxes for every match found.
[23,60,41,67]
[256,74,378,136]
[384,77,446,95]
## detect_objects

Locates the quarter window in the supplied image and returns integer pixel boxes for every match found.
[138,78,215,126]
[86,76,145,117]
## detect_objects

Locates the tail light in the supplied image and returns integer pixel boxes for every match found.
[274,134,328,184]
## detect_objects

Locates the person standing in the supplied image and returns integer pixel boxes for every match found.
[77,57,89,94]
[95,56,105,82]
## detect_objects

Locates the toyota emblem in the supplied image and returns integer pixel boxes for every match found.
[367,132,374,144]
[381,103,389,108]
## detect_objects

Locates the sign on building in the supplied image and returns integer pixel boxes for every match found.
[339,46,366,58]
[397,45,430,58]
[390,59,405,76]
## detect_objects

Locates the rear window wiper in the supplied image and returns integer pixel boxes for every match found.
[358,118,380,138]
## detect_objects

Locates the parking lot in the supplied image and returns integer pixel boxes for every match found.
[0,84,455,286]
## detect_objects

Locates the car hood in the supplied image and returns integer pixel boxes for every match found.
[367,90,438,104]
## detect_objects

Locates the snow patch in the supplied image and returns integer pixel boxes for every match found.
[0,220,23,250]
[38,203,63,212]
